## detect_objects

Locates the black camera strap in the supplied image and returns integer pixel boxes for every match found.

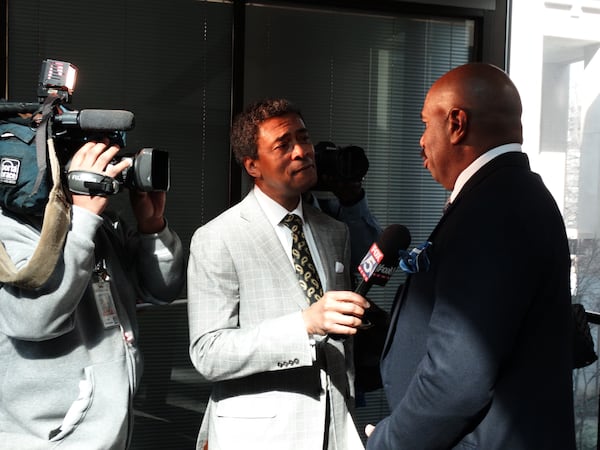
[67,170,121,196]
[0,96,72,289]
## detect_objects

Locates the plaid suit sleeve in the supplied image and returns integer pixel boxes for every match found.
[187,216,314,381]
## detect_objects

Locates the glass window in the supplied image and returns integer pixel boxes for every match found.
[510,1,600,448]
[7,0,233,251]
[5,0,477,447]
[6,1,233,448]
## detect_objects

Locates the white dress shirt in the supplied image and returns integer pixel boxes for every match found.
[253,185,328,287]
[450,143,522,203]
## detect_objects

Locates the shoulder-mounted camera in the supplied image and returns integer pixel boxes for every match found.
[0,59,169,203]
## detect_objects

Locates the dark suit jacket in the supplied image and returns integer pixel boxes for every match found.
[367,152,575,450]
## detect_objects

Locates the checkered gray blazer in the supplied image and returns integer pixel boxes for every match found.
[187,190,364,450]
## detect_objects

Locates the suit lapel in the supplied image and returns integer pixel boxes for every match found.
[304,205,336,291]
[239,192,310,310]
[451,151,529,208]
[429,151,530,241]
[384,152,531,357]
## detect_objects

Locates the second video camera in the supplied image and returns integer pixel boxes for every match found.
[314,141,369,191]
[67,147,169,196]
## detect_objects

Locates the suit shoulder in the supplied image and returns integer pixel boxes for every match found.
[304,202,348,231]
[190,202,243,240]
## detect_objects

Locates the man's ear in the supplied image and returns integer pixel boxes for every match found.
[243,156,260,179]
[448,108,468,144]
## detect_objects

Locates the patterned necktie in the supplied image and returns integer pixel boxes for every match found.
[282,213,323,304]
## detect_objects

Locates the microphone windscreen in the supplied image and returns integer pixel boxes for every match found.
[77,109,135,131]
[378,224,411,264]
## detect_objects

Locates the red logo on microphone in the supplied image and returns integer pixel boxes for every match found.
[358,243,384,282]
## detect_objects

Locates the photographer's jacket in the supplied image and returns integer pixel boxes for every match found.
[0,205,184,449]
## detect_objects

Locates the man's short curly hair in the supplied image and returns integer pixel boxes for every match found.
[230,98,303,164]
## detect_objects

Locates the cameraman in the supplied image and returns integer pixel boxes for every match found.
[304,142,385,403]
[0,138,185,449]
[305,142,382,279]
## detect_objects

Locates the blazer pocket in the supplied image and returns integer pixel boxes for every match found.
[215,393,277,419]
[334,270,346,290]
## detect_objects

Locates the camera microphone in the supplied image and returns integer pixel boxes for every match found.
[0,102,40,116]
[53,109,135,132]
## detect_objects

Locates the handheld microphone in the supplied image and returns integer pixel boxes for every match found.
[329,224,411,340]
[53,109,135,132]
[356,223,412,297]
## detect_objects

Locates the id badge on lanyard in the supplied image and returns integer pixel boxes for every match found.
[92,258,120,328]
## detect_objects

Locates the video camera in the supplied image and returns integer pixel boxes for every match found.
[0,59,169,195]
[314,141,369,191]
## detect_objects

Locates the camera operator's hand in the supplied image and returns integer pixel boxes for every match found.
[129,190,166,234]
[302,290,369,336]
[68,140,131,215]
[326,176,365,206]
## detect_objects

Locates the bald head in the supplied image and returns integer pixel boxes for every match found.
[419,63,523,190]
[430,63,523,148]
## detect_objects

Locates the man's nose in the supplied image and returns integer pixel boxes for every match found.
[291,143,313,159]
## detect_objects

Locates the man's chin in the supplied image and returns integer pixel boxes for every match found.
[293,168,317,185]
[299,176,318,192]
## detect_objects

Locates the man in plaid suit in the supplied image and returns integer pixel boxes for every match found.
[188,98,368,450]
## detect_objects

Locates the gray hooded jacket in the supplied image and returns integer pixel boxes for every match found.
[0,205,185,449]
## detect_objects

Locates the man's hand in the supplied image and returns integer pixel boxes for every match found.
[69,141,130,215]
[130,190,166,234]
[302,290,369,336]
[365,424,375,437]
[330,179,364,206]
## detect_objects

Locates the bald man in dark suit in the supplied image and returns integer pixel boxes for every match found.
[366,63,575,450]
